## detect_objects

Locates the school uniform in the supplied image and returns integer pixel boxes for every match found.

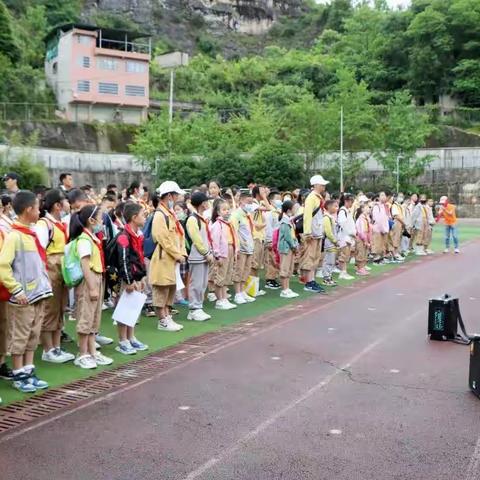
[278,216,298,278]
[186,213,212,310]
[321,213,338,279]
[231,208,254,284]
[211,219,237,288]
[411,203,429,247]
[337,206,356,264]
[371,202,389,256]
[355,214,371,269]
[300,192,324,271]
[75,230,105,335]
[264,209,280,282]
[0,231,7,357]
[252,200,266,271]
[116,224,147,289]
[0,223,52,355]
[389,202,404,251]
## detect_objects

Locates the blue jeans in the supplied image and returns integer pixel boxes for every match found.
[445,225,459,249]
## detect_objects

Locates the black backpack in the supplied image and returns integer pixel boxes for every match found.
[294,206,321,235]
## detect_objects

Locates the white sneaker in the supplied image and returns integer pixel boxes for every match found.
[115,340,137,355]
[415,249,427,256]
[256,289,266,297]
[280,289,299,299]
[333,267,342,274]
[225,300,237,309]
[443,248,449,254]
[215,299,235,310]
[315,269,323,278]
[187,309,211,321]
[95,334,113,346]
[95,341,101,350]
[94,352,113,366]
[207,293,217,302]
[234,293,247,305]
[454,248,460,254]
[158,316,183,332]
[74,354,97,369]
[338,272,354,280]
[242,292,256,303]
[425,249,434,255]
[42,348,74,364]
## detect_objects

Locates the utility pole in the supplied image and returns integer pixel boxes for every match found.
[340,106,344,193]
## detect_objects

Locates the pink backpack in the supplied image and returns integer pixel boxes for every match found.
[272,227,280,266]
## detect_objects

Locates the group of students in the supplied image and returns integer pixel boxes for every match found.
[0,170,458,400]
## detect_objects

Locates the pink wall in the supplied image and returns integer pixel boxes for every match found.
[70,29,150,107]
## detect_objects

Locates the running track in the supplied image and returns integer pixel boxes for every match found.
[1,241,480,480]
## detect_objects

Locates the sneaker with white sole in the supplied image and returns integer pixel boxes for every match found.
[443,248,449,254]
[207,292,217,302]
[115,340,137,355]
[130,337,148,351]
[95,334,113,346]
[256,289,266,297]
[234,293,247,305]
[338,272,354,280]
[74,354,97,369]
[280,289,299,299]
[158,316,183,332]
[187,309,211,321]
[243,292,256,303]
[215,299,235,310]
[26,371,49,390]
[42,348,72,364]
[225,300,237,309]
[94,352,113,366]
[12,372,37,393]
[454,248,460,254]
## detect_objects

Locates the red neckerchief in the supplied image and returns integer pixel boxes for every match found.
[313,192,325,211]
[219,218,237,252]
[124,224,145,265]
[196,213,213,248]
[158,203,184,238]
[82,228,105,272]
[12,223,47,266]
[44,214,69,243]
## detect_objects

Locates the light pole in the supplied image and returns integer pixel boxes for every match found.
[340,106,344,193]
[396,155,400,194]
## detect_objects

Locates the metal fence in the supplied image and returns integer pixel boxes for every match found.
[0,103,58,122]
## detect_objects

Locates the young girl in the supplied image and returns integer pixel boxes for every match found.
[36,189,74,363]
[337,194,356,280]
[211,199,237,310]
[278,200,299,299]
[355,204,372,276]
[173,202,189,306]
[70,205,113,369]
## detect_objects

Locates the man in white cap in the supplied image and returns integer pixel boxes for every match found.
[299,174,329,293]
[148,181,187,332]
[437,195,459,253]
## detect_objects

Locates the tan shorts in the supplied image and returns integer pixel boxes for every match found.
[152,284,176,308]
[8,300,45,355]
[338,245,352,265]
[415,227,427,246]
[299,238,322,271]
[424,226,433,246]
[251,239,264,271]
[389,221,403,250]
[355,240,368,265]
[0,302,8,356]
[233,253,252,284]
[279,251,295,278]
[265,245,279,280]
[42,254,66,332]
[372,232,387,256]
[75,273,104,335]
[214,246,235,287]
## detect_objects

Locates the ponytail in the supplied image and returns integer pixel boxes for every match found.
[69,204,98,241]
[279,200,294,222]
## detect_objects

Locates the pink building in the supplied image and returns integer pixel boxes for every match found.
[45,24,151,124]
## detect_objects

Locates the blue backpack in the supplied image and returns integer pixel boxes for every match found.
[143,210,169,259]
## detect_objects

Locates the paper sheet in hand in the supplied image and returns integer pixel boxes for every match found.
[112,291,147,327]
[175,263,185,290]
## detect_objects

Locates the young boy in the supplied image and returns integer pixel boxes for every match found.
[115,202,149,354]
[264,191,282,290]
[322,200,339,286]
[231,192,256,304]
[0,191,52,393]
[437,196,459,254]
[411,194,429,256]
[186,192,214,322]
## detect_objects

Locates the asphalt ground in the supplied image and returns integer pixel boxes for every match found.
[1,236,480,480]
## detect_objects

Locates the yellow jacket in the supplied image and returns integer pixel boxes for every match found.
[303,192,323,237]
[149,206,187,286]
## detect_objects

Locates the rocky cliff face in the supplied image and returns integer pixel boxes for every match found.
[82,0,305,55]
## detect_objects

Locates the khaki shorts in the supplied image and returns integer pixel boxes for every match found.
[8,300,45,355]
[279,251,295,278]
[0,302,8,356]
[338,245,352,265]
[251,239,265,271]
[75,273,104,335]
[265,245,279,280]
[389,221,403,250]
[415,227,427,246]
[355,240,368,265]
[214,246,235,287]
[372,232,387,256]
[42,254,66,332]
[233,253,252,284]
[424,226,433,246]
[299,238,322,271]
[152,284,176,308]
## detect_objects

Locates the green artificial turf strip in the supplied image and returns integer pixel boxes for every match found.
[1,224,479,406]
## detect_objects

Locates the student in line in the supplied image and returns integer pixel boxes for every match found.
[337,194,356,280]
[322,199,339,286]
[186,192,214,322]
[278,200,299,299]
[371,191,390,263]
[36,189,74,364]
[355,204,371,276]
[0,191,53,392]
[250,186,269,297]
[264,191,281,290]
[389,193,406,261]
[411,194,429,256]
[70,205,113,369]
[211,199,237,310]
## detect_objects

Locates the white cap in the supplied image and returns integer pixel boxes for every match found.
[156,180,185,197]
[310,174,329,186]
[358,194,369,203]
[439,195,448,204]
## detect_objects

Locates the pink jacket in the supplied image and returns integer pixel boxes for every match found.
[210,220,229,259]
[356,214,372,244]
[371,202,390,234]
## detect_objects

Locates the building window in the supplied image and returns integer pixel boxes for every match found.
[78,56,91,68]
[125,85,146,97]
[77,35,91,45]
[97,57,118,71]
[77,80,90,93]
[98,82,118,95]
[126,61,147,73]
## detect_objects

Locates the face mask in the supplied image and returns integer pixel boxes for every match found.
[397,197,404,204]
[93,223,104,234]
[273,200,282,210]
[420,199,427,204]
[177,212,187,221]
[168,200,174,209]
[60,211,68,219]
[283,196,292,202]
[242,204,253,214]
[222,213,230,221]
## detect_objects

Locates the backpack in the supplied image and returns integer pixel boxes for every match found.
[184,213,202,255]
[105,231,122,269]
[61,239,84,288]
[0,230,10,301]
[143,210,169,259]
[272,227,280,266]
[294,206,321,235]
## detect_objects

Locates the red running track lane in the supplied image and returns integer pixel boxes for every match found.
[1,244,480,480]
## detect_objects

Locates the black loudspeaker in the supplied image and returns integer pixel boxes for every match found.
[428,294,459,341]
[469,338,480,398]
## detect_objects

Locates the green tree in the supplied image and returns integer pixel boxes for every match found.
[0,0,19,62]
[451,60,480,106]
[15,5,48,68]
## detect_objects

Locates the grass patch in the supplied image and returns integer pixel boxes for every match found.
[0,224,479,406]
